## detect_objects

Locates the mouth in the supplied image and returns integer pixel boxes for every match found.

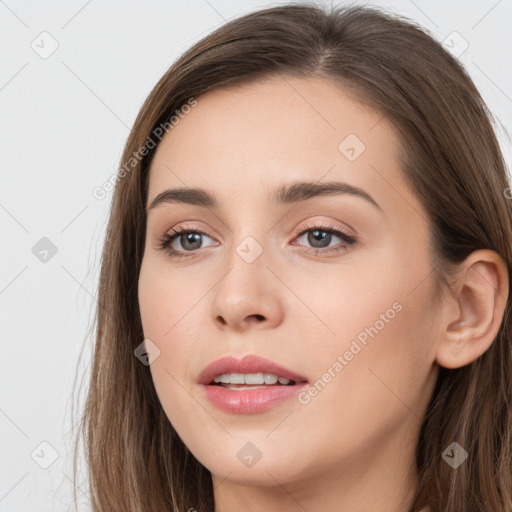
[210,372,303,390]
[198,355,309,414]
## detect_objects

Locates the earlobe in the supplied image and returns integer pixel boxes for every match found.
[435,249,509,370]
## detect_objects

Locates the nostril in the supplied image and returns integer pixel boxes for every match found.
[245,314,265,322]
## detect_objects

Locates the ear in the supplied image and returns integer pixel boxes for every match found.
[435,249,509,369]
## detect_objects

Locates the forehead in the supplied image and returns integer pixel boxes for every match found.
[147,75,421,218]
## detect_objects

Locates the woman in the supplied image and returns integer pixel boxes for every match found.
[74,3,512,511]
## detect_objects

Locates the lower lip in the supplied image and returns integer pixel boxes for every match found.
[202,383,309,414]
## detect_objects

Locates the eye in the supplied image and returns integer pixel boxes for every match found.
[291,222,357,256]
[156,224,217,259]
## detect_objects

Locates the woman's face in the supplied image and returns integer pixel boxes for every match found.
[138,76,441,501]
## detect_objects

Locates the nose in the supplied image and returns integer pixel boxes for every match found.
[209,246,286,332]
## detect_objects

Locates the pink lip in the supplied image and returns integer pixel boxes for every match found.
[198,355,309,414]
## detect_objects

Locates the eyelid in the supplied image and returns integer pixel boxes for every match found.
[292,220,355,239]
[169,222,216,239]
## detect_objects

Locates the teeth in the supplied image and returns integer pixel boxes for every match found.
[230,373,245,384]
[264,374,278,385]
[212,373,294,385]
[245,373,264,384]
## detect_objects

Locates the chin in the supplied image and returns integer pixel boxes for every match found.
[208,461,300,487]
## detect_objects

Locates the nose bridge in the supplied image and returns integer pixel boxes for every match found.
[209,221,284,330]
[226,206,273,267]
[221,230,269,298]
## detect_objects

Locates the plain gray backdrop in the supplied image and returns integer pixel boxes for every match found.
[2,0,511,510]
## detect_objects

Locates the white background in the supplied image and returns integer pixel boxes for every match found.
[1,0,511,510]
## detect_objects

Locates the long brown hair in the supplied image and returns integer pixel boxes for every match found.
[73,3,512,510]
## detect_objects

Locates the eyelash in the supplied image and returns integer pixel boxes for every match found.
[156,222,357,260]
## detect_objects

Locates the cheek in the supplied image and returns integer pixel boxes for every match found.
[286,284,435,474]
[290,248,435,414]
[138,269,223,471]
[138,258,208,345]
[138,261,209,419]
[302,266,435,421]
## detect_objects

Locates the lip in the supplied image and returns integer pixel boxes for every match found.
[198,354,309,414]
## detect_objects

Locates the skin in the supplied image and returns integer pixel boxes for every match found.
[138,75,509,512]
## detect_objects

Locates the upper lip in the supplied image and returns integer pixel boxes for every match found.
[197,355,309,385]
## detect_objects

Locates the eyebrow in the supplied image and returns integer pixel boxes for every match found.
[147,180,383,213]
